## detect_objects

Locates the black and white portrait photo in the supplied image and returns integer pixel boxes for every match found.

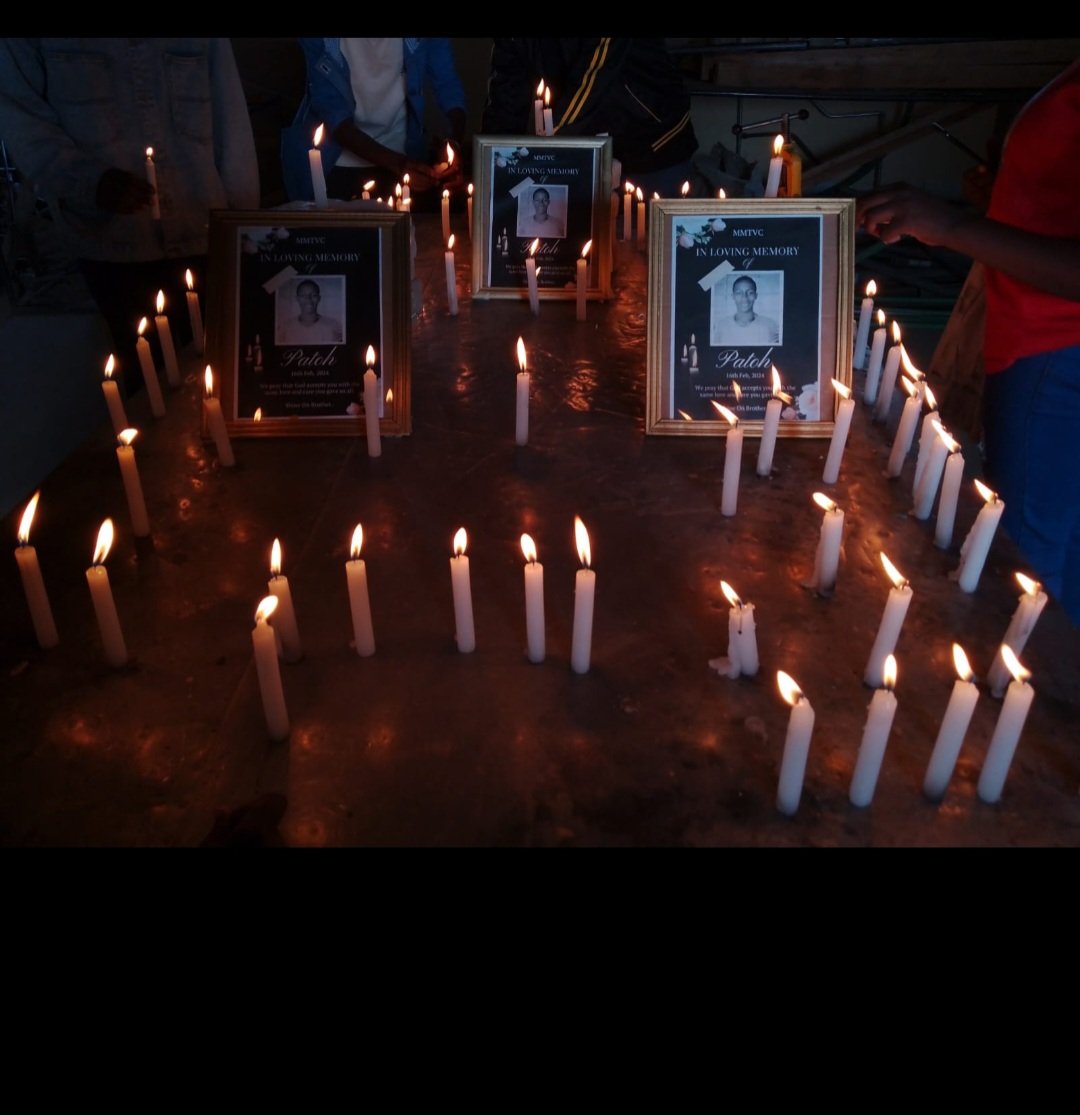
[515,184,568,240]
[275,275,347,346]
[709,271,784,347]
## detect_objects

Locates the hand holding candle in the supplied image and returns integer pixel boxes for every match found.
[515,336,530,446]
[115,429,150,538]
[268,537,303,662]
[252,597,290,742]
[864,553,912,687]
[570,516,596,674]
[776,671,815,815]
[345,524,375,657]
[363,345,382,458]
[136,317,166,418]
[86,518,128,668]
[101,353,129,436]
[185,269,204,354]
[923,643,979,799]
[521,533,545,663]
[977,646,1035,803]
[203,366,235,467]
[14,491,59,649]
[821,379,855,484]
[711,402,743,517]
[450,527,476,653]
[850,654,899,807]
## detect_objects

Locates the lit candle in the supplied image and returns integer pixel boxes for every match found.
[441,188,451,243]
[450,527,476,653]
[268,537,303,662]
[251,596,290,742]
[977,646,1035,804]
[955,479,1005,593]
[115,428,150,538]
[821,379,855,484]
[864,553,912,688]
[720,580,759,678]
[101,353,129,436]
[764,134,784,198]
[912,384,940,495]
[570,516,596,675]
[14,491,59,648]
[533,78,545,136]
[309,124,328,208]
[202,366,235,467]
[885,375,921,478]
[394,183,403,211]
[543,85,554,136]
[361,178,375,201]
[444,234,459,317]
[623,181,633,241]
[363,345,382,458]
[144,146,161,220]
[86,518,128,668]
[184,269,204,354]
[711,402,743,517]
[873,323,903,423]
[635,186,645,243]
[136,317,166,418]
[401,172,411,203]
[810,492,845,594]
[576,239,592,322]
[345,524,375,657]
[525,238,540,315]
[776,671,815,816]
[987,573,1048,698]
[521,533,545,664]
[680,180,690,199]
[923,643,979,799]
[849,654,898,807]
[863,309,887,404]
[913,419,952,519]
[756,365,783,477]
[467,182,474,240]
[515,336,529,446]
[853,280,877,370]
[933,435,964,549]
[154,289,180,387]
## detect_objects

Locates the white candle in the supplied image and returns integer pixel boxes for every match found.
[576,240,591,321]
[911,386,940,495]
[712,402,743,517]
[153,289,180,388]
[309,124,328,207]
[635,187,645,244]
[885,376,921,477]
[720,580,759,678]
[268,537,303,662]
[444,234,459,317]
[821,379,855,484]
[977,646,1035,803]
[864,553,912,688]
[987,573,1048,697]
[521,533,545,664]
[136,317,166,418]
[185,269,204,354]
[756,365,783,476]
[115,428,150,538]
[543,86,554,136]
[623,182,633,241]
[853,281,877,369]
[764,135,784,198]
[101,353,129,436]
[252,596,290,742]
[525,238,540,315]
[450,527,476,654]
[515,336,529,446]
[361,178,375,200]
[850,655,898,807]
[924,643,979,799]
[776,671,815,815]
[863,311,887,403]
[144,147,161,220]
[913,420,952,519]
[202,366,235,467]
[570,516,596,675]
[14,491,59,649]
[467,183,474,241]
[363,345,382,458]
[86,518,128,668]
[955,480,1005,593]
[873,325,903,423]
[441,189,451,243]
[345,524,375,657]
[533,79,545,135]
[401,172,410,203]
[934,445,965,549]
[810,492,845,594]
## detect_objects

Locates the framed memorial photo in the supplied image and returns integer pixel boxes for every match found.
[472,135,613,301]
[645,198,855,437]
[205,208,411,438]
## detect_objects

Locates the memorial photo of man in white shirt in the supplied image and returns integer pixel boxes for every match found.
[275,277,346,346]
[516,185,567,239]
[713,274,783,347]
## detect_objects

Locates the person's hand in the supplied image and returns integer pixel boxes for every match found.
[400,159,443,193]
[857,185,974,247]
[96,167,155,214]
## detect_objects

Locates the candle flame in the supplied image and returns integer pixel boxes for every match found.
[543,88,550,109]
[974,478,998,504]
[255,595,278,624]
[813,491,837,513]
[901,375,918,398]
[447,144,455,166]
[935,422,960,454]
[385,388,393,404]
[104,354,116,379]
[1001,644,1031,684]
[468,182,474,197]
[118,428,138,447]
[677,410,694,422]
[529,238,540,257]
[777,670,803,706]
[900,345,923,380]
[636,187,643,202]
[882,654,897,690]
[866,280,878,298]
[313,123,324,147]
[721,580,742,608]
[145,147,154,159]
[771,365,782,396]
[185,269,195,291]
[718,187,727,199]
[876,308,885,326]
[203,365,214,398]
[363,179,376,192]
[156,289,165,315]
[516,336,527,372]
[442,188,449,200]
[253,408,262,423]
[521,533,537,564]
[732,381,743,403]
[680,180,689,197]
[453,527,467,557]
[93,518,114,565]
[952,643,974,682]
[574,516,591,569]
[395,183,403,199]
[773,134,784,156]
[536,78,545,97]
[581,239,592,259]
[270,538,282,577]
[350,524,363,560]
[447,233,455,251]
[831,377,852,400]
[137,317,149,338]
[891,320,902,343]
[711,402,738,427]
[924,385,938,410]
[654,191,661,200]
[625,181,634,195]
[880,552,907,589]
[1015,571,1041,596]
[365,345,376,370]
[403,173,410,186]
[17,491,39,544]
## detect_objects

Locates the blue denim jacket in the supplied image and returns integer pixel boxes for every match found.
[0,38,259,261]
[281,37,465,202]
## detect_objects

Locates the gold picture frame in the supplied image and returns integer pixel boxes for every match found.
[206,207,411,438]
[471,135,613,301]
[645,197,855,437]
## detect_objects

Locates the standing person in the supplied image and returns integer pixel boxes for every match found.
[282,38,467,204]
[0,38,259,386]
[857,58,1080,624]
[482,38,699,197]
